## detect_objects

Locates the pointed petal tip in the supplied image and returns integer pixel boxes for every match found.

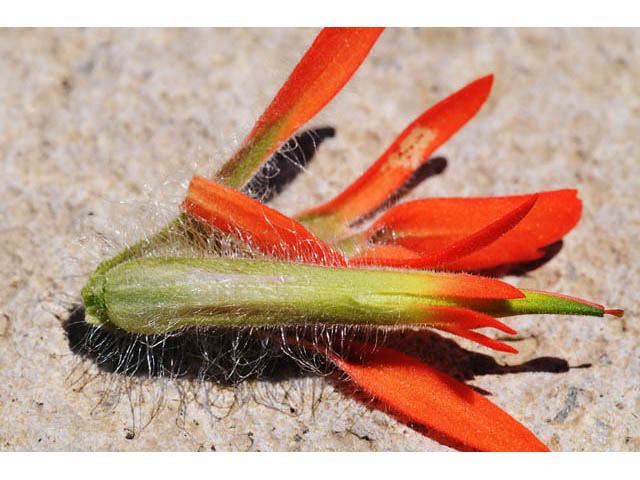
[438,326,519,354]
[498,343,519,354]
[423,305,518,335]
[477,73,494,93]
[461,73,494,103]
[420,306,519,353]
[217,27,383,189]
[182,175,348,266]
[295,72,496,230]
[324,343,547,451]
[501,324,518,335]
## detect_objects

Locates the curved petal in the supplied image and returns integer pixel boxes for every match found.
[364,190,581,271]
[182,175,348,266]
[418,305,518,353]
[355,194,538,269]
[295,74,494,238]
[323,343,550,451]
[217,28,384,189]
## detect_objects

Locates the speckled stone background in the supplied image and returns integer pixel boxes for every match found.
[0,28,638,451]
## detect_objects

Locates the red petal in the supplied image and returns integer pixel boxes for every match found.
[419,305,518,353]
[435,326,518,353]
[357,195,537,269]
[422,305,517,335]
[217,28,384,189]
[324,343,549,451]
[182,175,348,266]
[366,190,581,271]
[296,74,494,227]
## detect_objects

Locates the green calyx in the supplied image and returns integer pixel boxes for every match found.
[82,257,606,335]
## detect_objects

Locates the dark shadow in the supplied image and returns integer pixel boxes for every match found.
[370,328,587,383]
[64,305,314,385]
[65,304,579,387]
[65,303,584,451]
[242,126,335,203]
[349,156,448,227]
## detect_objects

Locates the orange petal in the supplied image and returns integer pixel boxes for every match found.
[295,74,494,229]
[435,326,518,353]
[324,343,549,451]
[423,305,517,335]
[181,175,348,266]
[419,305,518,353]
[366,190,581,271]
[217,28,384,189]
[357,194,537,269]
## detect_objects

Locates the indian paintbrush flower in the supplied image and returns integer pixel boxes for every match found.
[79,28,622,452]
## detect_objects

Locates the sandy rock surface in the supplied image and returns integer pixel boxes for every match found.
[0,28,638,451]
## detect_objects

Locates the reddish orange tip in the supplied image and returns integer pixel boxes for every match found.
[424,305,517,335]
[437,326,519,354]
[295,73,495,227]
[323,343,549,451]
[218,28,384,189]
[419,306,518,353]
[182,175,348,267]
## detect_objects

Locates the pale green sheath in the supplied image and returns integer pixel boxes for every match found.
[82,257,604,335]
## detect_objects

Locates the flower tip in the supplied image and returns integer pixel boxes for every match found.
[471,73,494,101]
[481,73,494,88]
[502,324,518,335]
[605,309,624,318]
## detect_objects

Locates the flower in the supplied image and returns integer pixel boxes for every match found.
[83,27,622,452]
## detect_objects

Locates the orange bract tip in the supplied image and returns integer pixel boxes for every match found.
[251,28,384,131]
[217,28,384,189]
[323,343,548,451]
[424,305,517,335]
[295,74,494,231]
[182,175,348,267]
[437,326,519,354]
[420,306,518,353]
[605,309,624,317]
